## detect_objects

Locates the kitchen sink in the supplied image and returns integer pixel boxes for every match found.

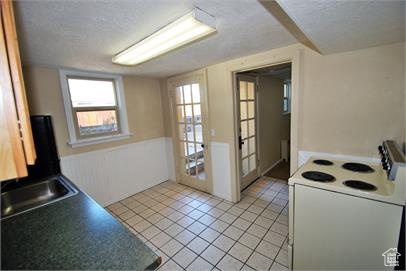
[1,175,78,219]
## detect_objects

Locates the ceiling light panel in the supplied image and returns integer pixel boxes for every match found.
[112,8,216,66]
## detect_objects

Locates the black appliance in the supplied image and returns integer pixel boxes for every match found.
[23,115,61,180]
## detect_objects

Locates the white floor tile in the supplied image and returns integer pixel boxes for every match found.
[107,177,290,271]
[228,242,253,262]
[201,245,225,266]
[216,254,244,271]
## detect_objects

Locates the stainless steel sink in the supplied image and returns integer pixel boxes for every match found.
[1,175,78,219]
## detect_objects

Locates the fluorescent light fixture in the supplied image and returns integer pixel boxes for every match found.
[112,8,216,66]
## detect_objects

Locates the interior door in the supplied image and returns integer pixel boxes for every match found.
[170,74,211,192]
[237,75,260,190]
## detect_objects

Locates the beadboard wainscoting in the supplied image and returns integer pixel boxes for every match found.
[211,141,233,202]
[61,137,174,206]
[298,150,380,167]
[164,137,176,182]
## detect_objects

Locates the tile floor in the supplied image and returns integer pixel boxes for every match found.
[106,177,289,271]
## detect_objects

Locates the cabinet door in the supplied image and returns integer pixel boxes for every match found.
[2,0,36,165]
[0,9,27,180]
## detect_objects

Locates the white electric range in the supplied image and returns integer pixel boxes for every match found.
[288,141,405,270]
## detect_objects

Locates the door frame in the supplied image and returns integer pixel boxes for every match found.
[235,74,261,190]
[167,69,213,193]
[229,49,302,202]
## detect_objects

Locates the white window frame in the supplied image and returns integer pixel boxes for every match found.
[59,69,131,148]
[283,79,291,114]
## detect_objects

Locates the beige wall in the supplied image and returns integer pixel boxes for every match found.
[300,42,405,156]
[258,75,290,173]
[159,79,172,137]
[24,66,165,157]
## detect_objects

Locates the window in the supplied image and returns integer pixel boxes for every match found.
[59,70,130,147]
[283,80,291,114]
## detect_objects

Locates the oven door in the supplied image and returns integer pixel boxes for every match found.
[288,185,294,269]
[288,244,293,270]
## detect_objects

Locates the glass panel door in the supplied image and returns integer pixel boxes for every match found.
[238,76,259,190]
[172,78,209,192]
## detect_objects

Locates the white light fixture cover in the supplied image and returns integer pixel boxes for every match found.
[112,8,216,66]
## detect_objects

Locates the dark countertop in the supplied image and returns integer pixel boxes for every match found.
[1,177,161,270]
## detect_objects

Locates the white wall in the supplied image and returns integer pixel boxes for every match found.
[61,137,175,206]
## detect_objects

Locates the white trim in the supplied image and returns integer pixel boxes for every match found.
[298,150,380,167]
[68,133,133,148]
[261,158,283,176]
[59,69,130,147]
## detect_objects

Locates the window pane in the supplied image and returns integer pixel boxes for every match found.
[240,101,247,120]
[249,155,256,171]
[242,158,249,176]
[185,105,193,123]
[242,139,248,158]
[196,142,203,153]
[184,85,192,104]
[248,119,255,137]
[241,120,248,139]
[195,124,203,143]
[197,157,205,180]
[247,82,255,99]
[183,142,189,157]
[184,158,190,175]
[189,158,197,177]
[76,110,118,136]
[186,124,194,141]
[249,137,256,154]
[68,78,116,107]
[192,84,200,103]
[193,104,201,123]
[248,101,255,118]
[283,99,288,112]
[284,84,288,98]
[240,81,247,100]
[187,142,196,157]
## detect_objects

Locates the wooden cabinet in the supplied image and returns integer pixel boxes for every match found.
[0,0,36,181]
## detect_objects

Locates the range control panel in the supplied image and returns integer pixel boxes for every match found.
[378,140,406,180]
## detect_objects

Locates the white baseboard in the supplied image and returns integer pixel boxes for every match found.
[261,159,283,176]
[298,150,380,167]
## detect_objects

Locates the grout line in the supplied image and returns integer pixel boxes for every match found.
[108,179,289,271]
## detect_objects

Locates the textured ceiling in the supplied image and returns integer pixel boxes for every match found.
[277,0,405,54]
[14,0,296,77]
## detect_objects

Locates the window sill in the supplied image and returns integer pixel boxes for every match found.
[68,133,133,148]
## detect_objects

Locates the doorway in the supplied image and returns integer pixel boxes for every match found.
[168,72,211,193]
[236,63,292,190]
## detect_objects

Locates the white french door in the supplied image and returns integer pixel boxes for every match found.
[169,74,211,192]
[237,75,260,190]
